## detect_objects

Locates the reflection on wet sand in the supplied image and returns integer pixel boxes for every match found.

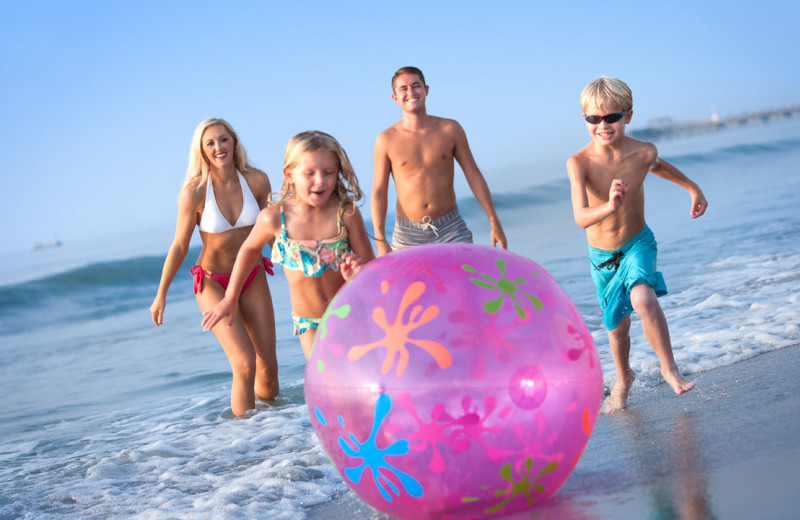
[622,410,716,520]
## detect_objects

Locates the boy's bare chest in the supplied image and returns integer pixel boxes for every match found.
[586,159,647,192]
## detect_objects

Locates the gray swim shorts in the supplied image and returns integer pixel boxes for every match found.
[391,207,473,250]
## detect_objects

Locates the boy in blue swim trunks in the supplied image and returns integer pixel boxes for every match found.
[567,77,708,412]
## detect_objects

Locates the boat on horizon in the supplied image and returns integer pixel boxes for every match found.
[32,236,62,251]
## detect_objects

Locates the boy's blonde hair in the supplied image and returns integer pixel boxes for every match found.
[580,77,633,113]
[183,118,253,191]
[276,131,364,211]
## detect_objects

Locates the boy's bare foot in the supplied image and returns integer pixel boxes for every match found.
[604,369,636,413]
[663,368,695,395]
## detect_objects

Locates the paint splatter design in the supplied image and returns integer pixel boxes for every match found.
[318,303,351,341]
[448,305,531,379]
[397,393,513,472]
[348,281,452,377]
[462,457,558,514]
[335,393,424,502]
[463,259,544,318]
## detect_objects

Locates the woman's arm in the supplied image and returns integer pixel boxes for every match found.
[150,187,200,325]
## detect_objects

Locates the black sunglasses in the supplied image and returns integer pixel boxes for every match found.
[583,110,629,125]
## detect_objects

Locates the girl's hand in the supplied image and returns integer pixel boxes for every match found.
[201,298,238,332]
[339,252,363,282]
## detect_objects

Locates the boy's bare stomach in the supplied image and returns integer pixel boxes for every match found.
[586,220,646,251]
[396,197,457,222]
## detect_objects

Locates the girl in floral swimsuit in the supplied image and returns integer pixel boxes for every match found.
[202,131,375,360]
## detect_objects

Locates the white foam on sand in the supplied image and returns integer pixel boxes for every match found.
[1,383,348,520]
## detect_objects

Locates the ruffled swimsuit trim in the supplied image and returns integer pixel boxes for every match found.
[271,204,350,277]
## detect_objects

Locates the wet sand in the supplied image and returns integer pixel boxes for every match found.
[308,344,800,519]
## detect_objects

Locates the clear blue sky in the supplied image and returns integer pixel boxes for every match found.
[2,0,798,254]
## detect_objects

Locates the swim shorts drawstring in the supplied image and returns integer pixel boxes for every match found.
[420,215,440,236]
[596,250,624,271]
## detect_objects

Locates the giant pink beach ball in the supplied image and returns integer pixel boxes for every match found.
[305,244,602,519]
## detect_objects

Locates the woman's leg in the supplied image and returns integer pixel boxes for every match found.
[238,272,279,401]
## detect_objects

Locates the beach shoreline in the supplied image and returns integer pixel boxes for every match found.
[2,120,798,519]
[308,344,800,520]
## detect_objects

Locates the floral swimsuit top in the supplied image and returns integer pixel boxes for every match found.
[271,204,350,277]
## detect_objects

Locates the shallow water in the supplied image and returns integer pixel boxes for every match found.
[1,120,799,519]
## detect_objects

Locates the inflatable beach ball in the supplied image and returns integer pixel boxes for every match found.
[305,244,602,520]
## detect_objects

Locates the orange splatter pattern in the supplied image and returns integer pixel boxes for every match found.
[348,281,452,377]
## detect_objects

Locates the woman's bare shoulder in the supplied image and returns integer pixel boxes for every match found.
[244,168,274,201]
[241,167,268,187]
[177,178,205,207]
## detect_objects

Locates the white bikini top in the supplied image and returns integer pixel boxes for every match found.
[198,171,261,234]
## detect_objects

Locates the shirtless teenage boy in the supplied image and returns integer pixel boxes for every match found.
[371,66,507,256]
[566,77,708,412]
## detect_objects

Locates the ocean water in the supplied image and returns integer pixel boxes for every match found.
[1,119,799,519]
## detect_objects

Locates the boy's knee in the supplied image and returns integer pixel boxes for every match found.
[607,316,631,340]
[631,284,660,315]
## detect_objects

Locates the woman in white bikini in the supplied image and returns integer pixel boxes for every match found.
[150,118,279,417]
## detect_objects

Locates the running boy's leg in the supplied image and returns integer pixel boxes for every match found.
[630,284,695,395]
[606,315,636,413]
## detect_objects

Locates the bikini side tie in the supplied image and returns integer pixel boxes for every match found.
[190,258,274,295]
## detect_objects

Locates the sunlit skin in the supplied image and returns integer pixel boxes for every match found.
[371,72,507,257]
[567,98,708,411]
[150,123,279,417]
[202,126,234,170]
[201,147,375,360]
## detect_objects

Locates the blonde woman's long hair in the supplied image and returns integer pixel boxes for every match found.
[276,131,364,214]
[182,118,253,192]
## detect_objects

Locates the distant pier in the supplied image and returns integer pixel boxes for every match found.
[629,105,800,141]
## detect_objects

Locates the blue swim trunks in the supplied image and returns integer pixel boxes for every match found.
[588,225,667,331]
